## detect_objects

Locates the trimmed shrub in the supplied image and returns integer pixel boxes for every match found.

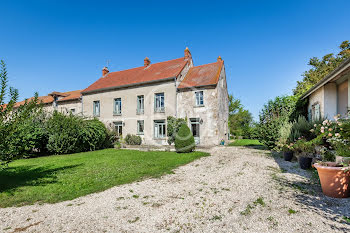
[78,119,109,151]
[167,116,186,145]
[124,134,142,145]
[175,124,195,153]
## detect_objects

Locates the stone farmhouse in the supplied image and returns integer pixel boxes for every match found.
[302,57,350,120]
[17,48,229,146]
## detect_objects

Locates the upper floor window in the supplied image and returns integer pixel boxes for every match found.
[195,91,204,106]
[93,101,100,117]
[154,93,165,112]
[114,98,122,115]
[137,95,144,114]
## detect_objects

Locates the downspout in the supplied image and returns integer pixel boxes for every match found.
[81,95,84,117]
[175,76,178,118]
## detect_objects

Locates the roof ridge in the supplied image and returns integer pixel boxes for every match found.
[107,57,185,75]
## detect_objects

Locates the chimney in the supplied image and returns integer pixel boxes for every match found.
[144,57,151,67]
[102,67,109,76]
[184,47,191,59]
[217,56,222,62]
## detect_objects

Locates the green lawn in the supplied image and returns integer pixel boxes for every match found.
[0,149,209,208]
[229,139,265,148]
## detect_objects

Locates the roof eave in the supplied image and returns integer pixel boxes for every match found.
[177,83,217,90]
[82,77,175,95]
[301,57,350,99]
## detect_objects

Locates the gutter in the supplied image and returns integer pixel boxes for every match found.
[301,57,350,99]
[82,77,175,95]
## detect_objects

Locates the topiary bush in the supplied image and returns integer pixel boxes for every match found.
[124,134,142,145]
[175,124,195,153]
[78,119,110,151]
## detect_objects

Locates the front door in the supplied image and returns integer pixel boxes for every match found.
[190,118,200,145]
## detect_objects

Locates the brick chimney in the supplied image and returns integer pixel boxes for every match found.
[102,67,109,76]
[144,57,151,67]
[217,56,222,62]
[184,47,191,59]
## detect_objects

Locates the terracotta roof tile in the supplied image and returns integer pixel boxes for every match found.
[83,57,188,93]
[178,61,223,89]
[13,90,82,108]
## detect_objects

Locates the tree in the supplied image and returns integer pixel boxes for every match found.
[256,95,297,149]
[293,40,350,96]
[228,95,253,138]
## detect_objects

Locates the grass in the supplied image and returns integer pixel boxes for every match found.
[0,149,209,208]
[228,139,266,149]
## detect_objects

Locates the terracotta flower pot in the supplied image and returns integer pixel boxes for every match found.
[283,151,293,161]
[314,162,350,198]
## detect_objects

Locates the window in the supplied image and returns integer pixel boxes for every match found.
[154,93,165,112]
[137,120,144,135]
[312,103,320,121]
[114,121,123,136]
[93,101,100,116]
[114,98,122,115]
[195,91,204,106]
[70,108,76,114]
[137,95,144,114]
[154,120,166,138]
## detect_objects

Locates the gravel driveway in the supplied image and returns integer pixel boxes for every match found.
[1,146,350,232]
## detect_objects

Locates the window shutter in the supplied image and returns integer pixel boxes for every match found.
[308,108,312,121]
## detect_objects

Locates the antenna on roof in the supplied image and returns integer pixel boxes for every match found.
[106,59,110,68]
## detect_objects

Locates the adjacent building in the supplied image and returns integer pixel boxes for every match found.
[302,57,350,120]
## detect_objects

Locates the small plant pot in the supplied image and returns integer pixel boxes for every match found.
[314,162,350,198]
[298,156,313,170]
[283,151,293,161]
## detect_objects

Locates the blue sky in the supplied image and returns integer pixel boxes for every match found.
[0,0,349,119]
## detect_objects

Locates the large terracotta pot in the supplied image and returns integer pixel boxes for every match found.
[314,162,350,198]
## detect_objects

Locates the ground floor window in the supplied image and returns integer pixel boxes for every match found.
[154,120,166,138]
[114,121,123,136]
[137,120,144,135]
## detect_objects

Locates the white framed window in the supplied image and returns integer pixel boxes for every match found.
[114,121,123,136]
[154,120,166,138]
[137,120,144,135]
[195,91,204,106]
[154,93,165,112]
[93,101,100,117]
[137,95,144,114]
[114,98,122,115]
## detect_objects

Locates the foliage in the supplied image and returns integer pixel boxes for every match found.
[175,124,195,153]
[256,95,297,149]
[291,138,314,154]
[228,95,253,138]
[0,149,209,207]
[275,120,293,152]
[167,116,187,145]
[79,119,110,150]
[289,115,315,142]
[124,134,142,145]
[0,60,45,166]
[293,40,350,96]
[46,111,84,154]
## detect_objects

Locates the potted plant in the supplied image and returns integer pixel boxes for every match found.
[280,143,294,161]
[313,162,350,198]
[292,138,314,169]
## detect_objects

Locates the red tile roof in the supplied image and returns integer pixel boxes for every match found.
[178,60,223,89]
[12,90,82,108]
[83,57,188,93]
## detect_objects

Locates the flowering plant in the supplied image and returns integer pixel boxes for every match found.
[291,138,314,155]
[312,117,342,140]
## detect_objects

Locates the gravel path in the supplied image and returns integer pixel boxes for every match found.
[1,146,350,232]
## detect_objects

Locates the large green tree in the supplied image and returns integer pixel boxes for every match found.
[228,95,253,138]
[294,40,350,96]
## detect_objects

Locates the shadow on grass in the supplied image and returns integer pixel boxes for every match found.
[0,164,81,193]
[270,152,350,230]
[243,144,268,150]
